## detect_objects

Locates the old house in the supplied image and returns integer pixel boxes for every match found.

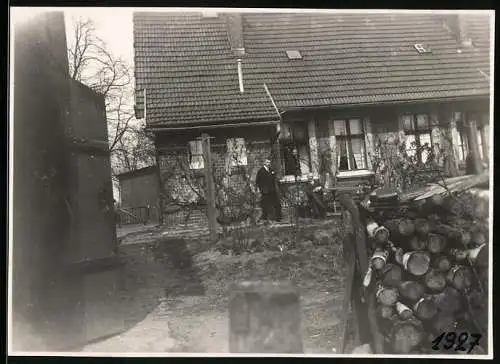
[133,11,491,225]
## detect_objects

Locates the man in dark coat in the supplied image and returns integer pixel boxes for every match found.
[255,158,282,222]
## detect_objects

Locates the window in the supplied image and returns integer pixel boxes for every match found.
[281,123,311,176]
[286,50,302,60]
[188,140,204,170]
[402,114,432,163]
[414,43,431,53]
[227,138,248,166]
[477,128,484,160]
[455,112,488,161]
[334,119,367,171]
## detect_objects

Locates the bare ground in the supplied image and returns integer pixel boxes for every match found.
[84,219,355,354]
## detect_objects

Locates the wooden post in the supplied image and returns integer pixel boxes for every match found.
[308,119,319,177]
[479,117,489,163]
[465,115,484,174]
[201,133,217,241]
[229,281,303,353]
[327,119,337,177]
[153,136,166,225]
[274,123,282,178]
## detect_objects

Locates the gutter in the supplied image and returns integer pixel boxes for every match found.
[146,119,280,132]
[278,94,491,115]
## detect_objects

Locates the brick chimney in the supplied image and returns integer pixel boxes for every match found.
[224,13,245,57]
[443,14,472,48]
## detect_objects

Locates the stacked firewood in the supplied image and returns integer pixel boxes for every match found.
[361,200,488,354]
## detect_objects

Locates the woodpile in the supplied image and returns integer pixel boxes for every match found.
[361,193,489,354]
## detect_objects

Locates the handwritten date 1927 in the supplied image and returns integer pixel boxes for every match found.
[431,332,482,354]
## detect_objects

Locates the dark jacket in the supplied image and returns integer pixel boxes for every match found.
[256,166,277,195]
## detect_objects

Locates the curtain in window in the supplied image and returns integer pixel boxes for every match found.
[337,139,349,171]
[351,137,366,169]
[349,119,363,135]
[227,138,248,166]
[477,128,483,160]
[188,140,204,169]
[419,133,432,163]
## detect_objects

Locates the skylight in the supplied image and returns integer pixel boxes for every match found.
[286,50,302,60]
[414,44,431,54]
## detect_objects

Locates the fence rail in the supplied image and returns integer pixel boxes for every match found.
[117,205,155,226]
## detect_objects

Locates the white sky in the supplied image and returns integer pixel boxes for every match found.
[11,7,135,64]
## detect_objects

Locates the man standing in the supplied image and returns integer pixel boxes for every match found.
[256,158,282,222]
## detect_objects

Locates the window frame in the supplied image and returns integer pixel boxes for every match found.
[188,139,204,170]
[280,122,312,177]
[226,137,248,167]
[402,113,433,163]
[333,118,368,172]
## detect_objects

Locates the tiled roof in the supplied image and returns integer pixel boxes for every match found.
[133,12,491,127]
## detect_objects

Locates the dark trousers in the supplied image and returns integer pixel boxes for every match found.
[260,192,282,221]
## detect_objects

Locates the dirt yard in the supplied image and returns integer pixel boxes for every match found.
[84,219,354,354]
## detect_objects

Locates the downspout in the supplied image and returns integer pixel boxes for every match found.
[237,59,244,94]
[263,83,283,177]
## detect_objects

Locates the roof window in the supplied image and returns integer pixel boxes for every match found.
[414,44,431,54]
[286,50,302,60]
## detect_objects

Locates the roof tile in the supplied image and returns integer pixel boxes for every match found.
[133,12,491,126]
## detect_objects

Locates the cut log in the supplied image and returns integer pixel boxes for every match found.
[413,296,438,320]
[376,285,399,306]
[387,241,404,265]
[366,220,390,244]
[380,264,403,288]
[431,314,457,334]
[447,265,473,291]
[414,218,431,237]
[424,269,447,292]
[467,244,488,268]
[427,234,447,254]
[409,235,427,251]
[377,305,395,319]
[402,251,431,276]
[431,254,452,272]
[471,228,487,247]
[371,248,390,270]
[431,287,462,314]
[449,244,487,268]
[431,224,472,247]
[385,218,415,240]
[395,301,413,320]
[399,281,425,302]
[391,319,424,354]
[468,289,486,310]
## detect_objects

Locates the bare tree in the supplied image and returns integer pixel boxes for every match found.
[66,17,155,179]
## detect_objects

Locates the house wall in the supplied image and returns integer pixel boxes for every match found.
[284,99,489,189]
[155,125,276,226]
[153,99,489,227]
